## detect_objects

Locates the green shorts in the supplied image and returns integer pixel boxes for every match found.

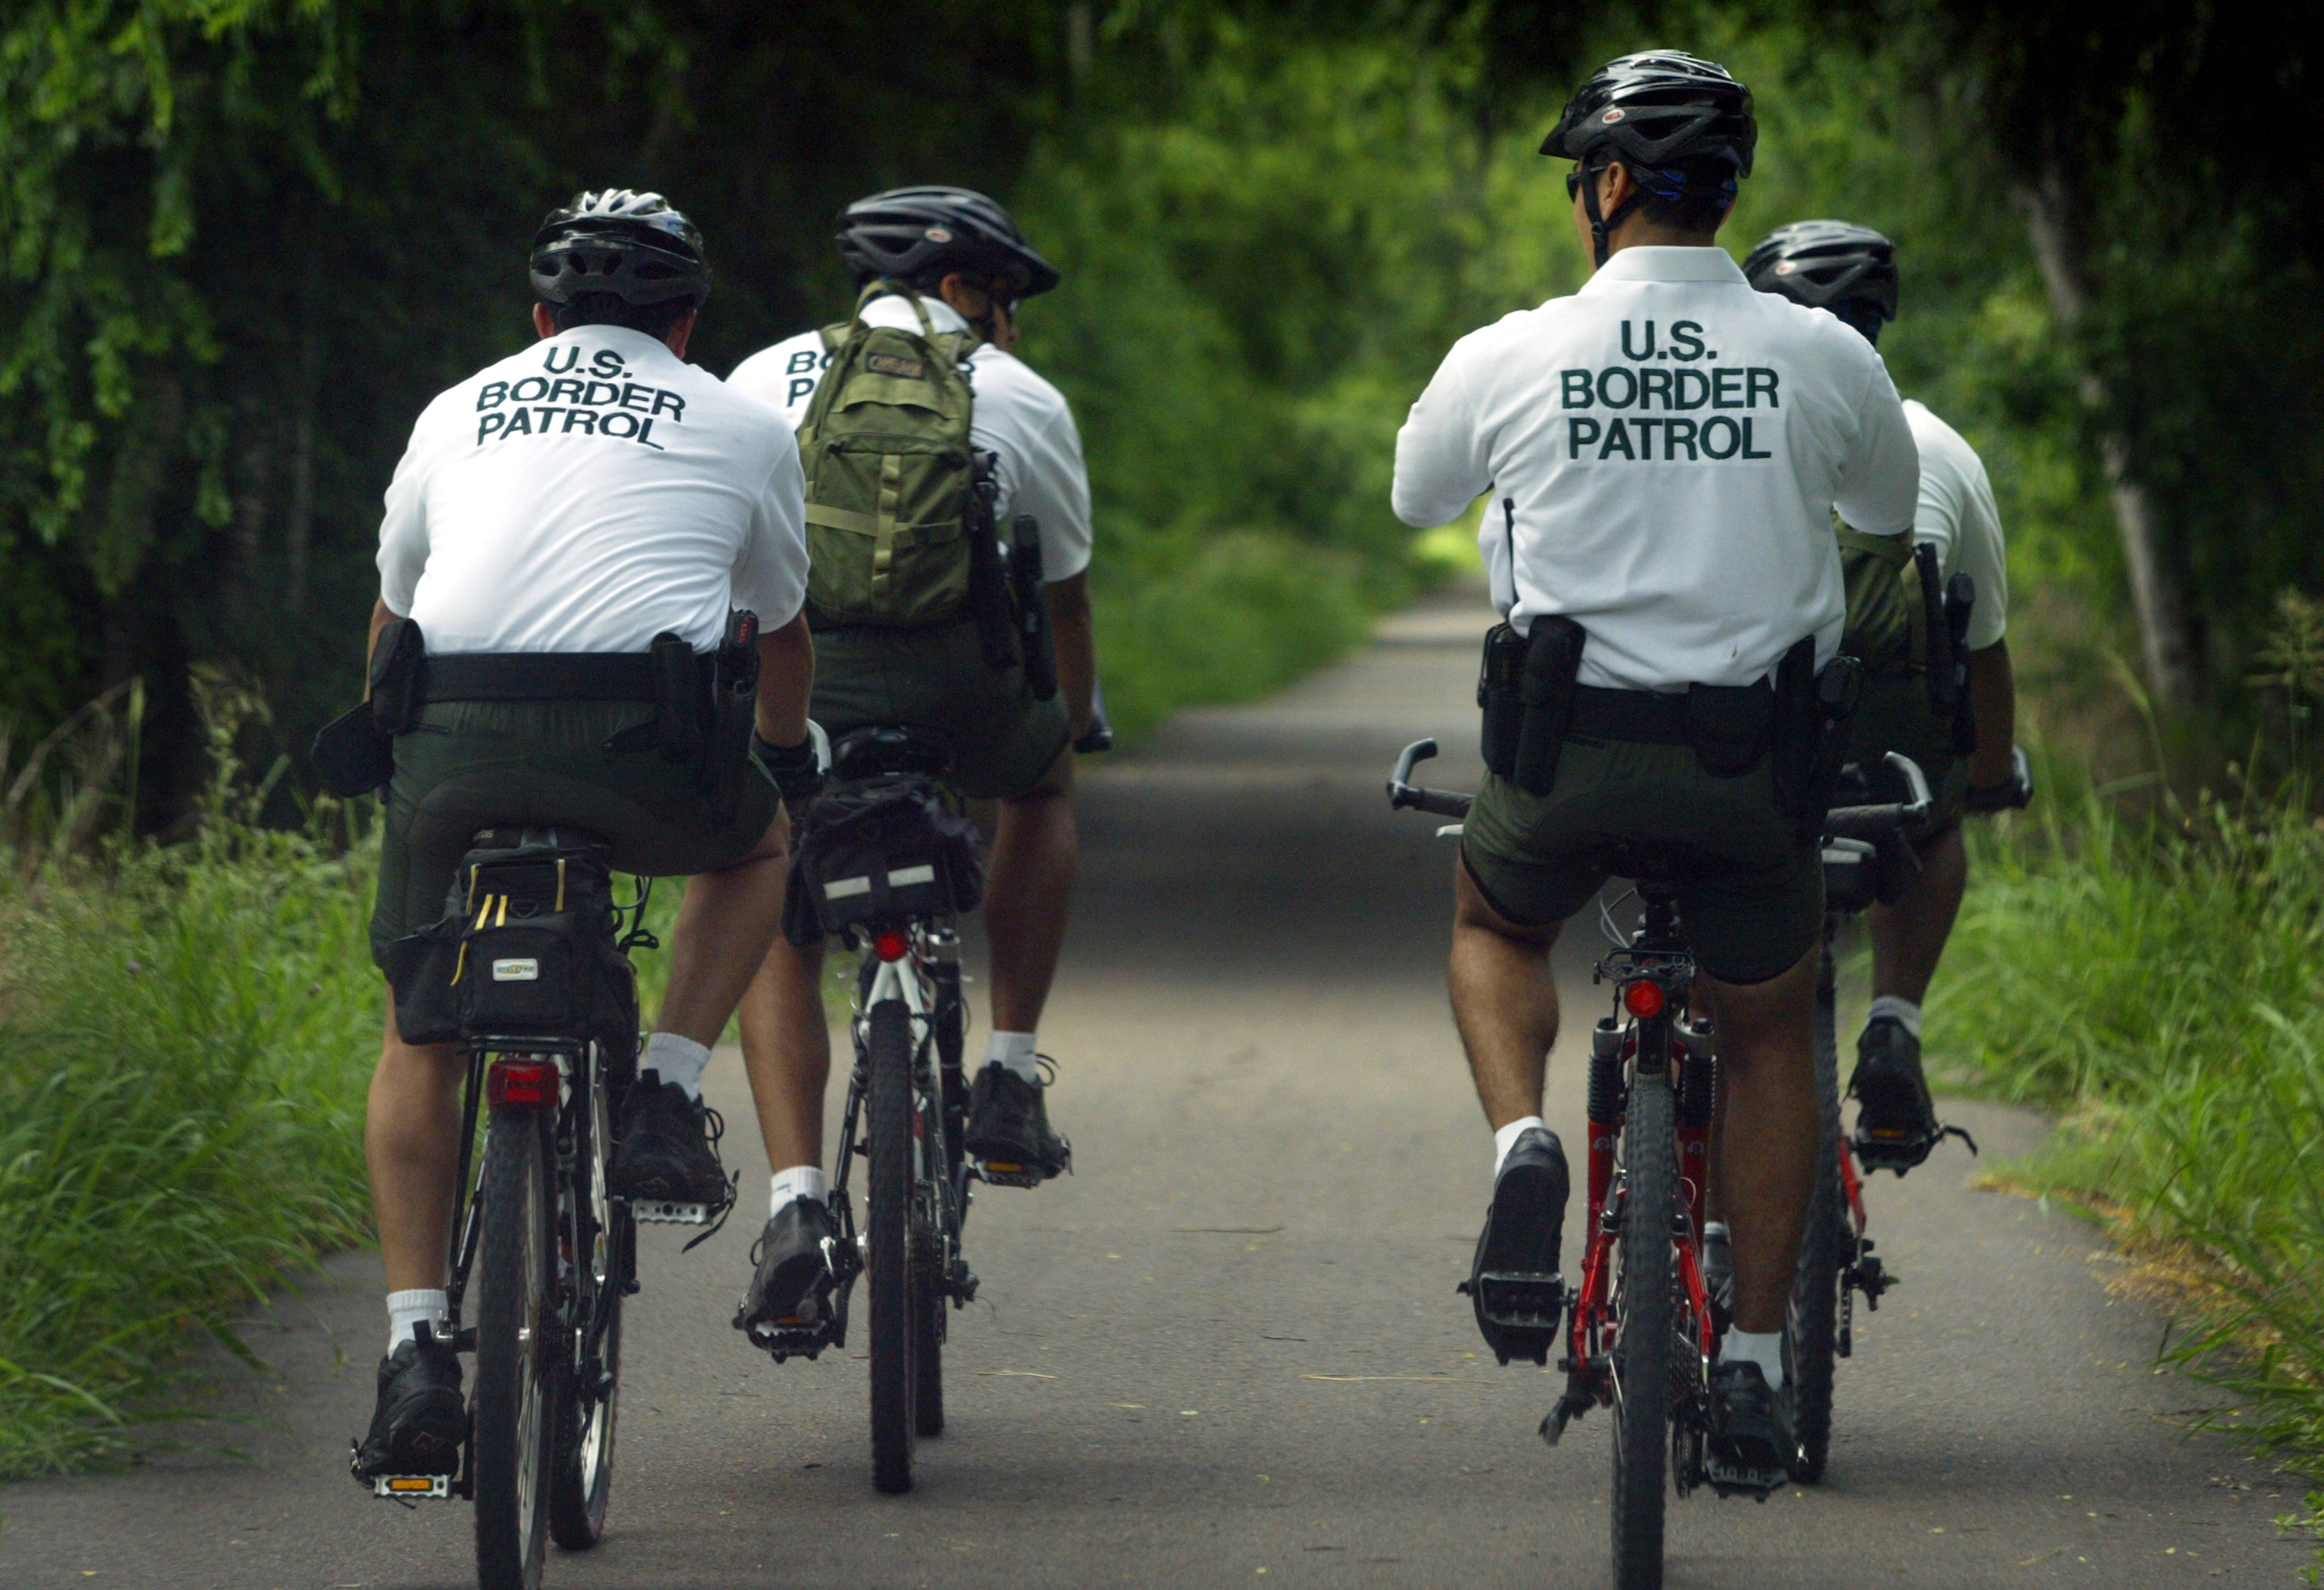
[370,698,777,965]
[810,619,1070,801]
[1460,735,1823,984]
[1844,676,1968,833]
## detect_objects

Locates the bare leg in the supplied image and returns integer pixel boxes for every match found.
[1866,824,1968,1004]
[366,1008,466,1294]
[984,751,1077,1034]
[1448,858,1561,1130]
[1700,947,1819,1334]
[655,811,790,1046]
[737,935,832,1171]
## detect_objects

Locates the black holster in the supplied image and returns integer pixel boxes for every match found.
[1009,513,1059,702]
[1511,616,1585,796]
[1683,680,1774,776]
[650,632,704,763]
[703,609,761,827]
[1477,623,1528,778]
[310,617,423,798]
[1942,572,1978,757]
[1773,641,1863,845]
[966,450,1018,673]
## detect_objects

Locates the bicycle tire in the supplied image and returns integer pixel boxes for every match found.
[1611,1075,1676,1590]
[914,1252,945,1437]
[1789,936,1845,1483]
[472,1105,555,1590]
[548,1203,625,1547]
[866,999,918,1493]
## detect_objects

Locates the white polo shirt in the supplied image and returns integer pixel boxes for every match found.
[727,292,1094,582]
[378,325,809,654]
[1901,400,2009,650]
[1393,246,1920,692]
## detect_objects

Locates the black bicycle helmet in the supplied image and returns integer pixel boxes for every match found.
[530,189,712,308]
[1542,52,1756,266]
[834,186,1061,299]
[1744,221,1899,337]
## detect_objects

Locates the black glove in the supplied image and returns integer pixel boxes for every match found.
[1964,744,2034,814]
[753,733,825,804]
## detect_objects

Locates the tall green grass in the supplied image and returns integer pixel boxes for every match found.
[1932,755,2324,1497]
[0,693,383,1477]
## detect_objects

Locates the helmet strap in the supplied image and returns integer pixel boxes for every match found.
[1578,160,1651,270]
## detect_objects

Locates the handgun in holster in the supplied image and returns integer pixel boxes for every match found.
[1511,616,1585,796]
[1009,513,1059,703]
[1781,645,1864,846]
[966,451,1018,674]
[1942,572,1978,757]
[702,609,762,827]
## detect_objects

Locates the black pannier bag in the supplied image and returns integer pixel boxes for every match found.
[782,778,985,947]
[383,838,637,1058]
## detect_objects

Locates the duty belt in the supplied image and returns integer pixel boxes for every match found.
[418,651,708,703]
[1567,686,1694,746]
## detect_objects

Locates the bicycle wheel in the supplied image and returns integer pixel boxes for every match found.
[1789,937,1845,1483]
[549,1204,626,1547]
[1611,1076,1676,1590]
[472,1105,555,1590]
[866,999,918,1493]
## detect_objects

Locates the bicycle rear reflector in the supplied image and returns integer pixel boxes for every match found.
[872,929,910,963]
[486,1057,560,1108]
[1622,980,1665,1020]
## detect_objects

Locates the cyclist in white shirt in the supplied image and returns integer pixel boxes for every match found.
[1744,221,2030,1171]
[1393,52,1918,1487]
[725,188,1098,1334]
[348,191,820,1483]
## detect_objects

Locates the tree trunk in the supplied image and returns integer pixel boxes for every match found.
[2014,170,2201,712]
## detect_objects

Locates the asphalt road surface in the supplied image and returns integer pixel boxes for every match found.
[3,585,2307,1588]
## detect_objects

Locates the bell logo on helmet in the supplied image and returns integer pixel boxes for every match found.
[1603,108,1627,123]
[1775,260,1798,274]
[925,226,953,242]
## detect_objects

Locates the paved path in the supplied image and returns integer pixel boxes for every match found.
[3,586,2306,1587]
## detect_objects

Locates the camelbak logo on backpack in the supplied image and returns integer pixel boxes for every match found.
[796,288,983,627]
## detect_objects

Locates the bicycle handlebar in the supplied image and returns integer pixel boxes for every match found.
[1822,751,1933,841]
[1387,739,1475,820]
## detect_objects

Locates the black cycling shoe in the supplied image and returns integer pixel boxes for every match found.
[1848,1017,1942,1173]
[1704,1359,1794,1494]
[1464,1126,1569,1366]
[350,1326,467,1483]
[609,1072,731,1208]
[965,1063,1071,1185]
[733,1198,843,1359]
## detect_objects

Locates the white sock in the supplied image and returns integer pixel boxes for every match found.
[983,1030,1041,1083]
[1865,996,1923,1041]
[1720,1328,1785,1391]
[1493,1116,1548,1177]
[643,1032,713,1100]
[1703,1220,1730,1245]
[386,1289,449,1354]
[770,1164,827,1218]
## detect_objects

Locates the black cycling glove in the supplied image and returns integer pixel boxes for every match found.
[753,733,825,805]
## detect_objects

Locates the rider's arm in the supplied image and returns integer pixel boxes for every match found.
[755,611,814,747]
[1965,641,2015,791]
[1391,334,1492,530]
[1047,571,1096,740]
[363,598,401,699]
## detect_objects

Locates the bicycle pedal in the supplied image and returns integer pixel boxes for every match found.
[974,1161,1049,1190]
[1474,1271,1566,1365]
[630,1198,717,1224]
[1538,1387,1596,1447]
[370,1473,454,1501]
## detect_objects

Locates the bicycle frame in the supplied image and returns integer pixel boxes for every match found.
[1552,886,1717,1457]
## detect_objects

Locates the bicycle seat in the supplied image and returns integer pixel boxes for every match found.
[465,824,613,859]
[1586,837,1735,892]
[831,726,955,782]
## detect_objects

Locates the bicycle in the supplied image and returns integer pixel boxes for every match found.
[362,825,688,1590]
[745,725,992,1495]
[1385,740,1932,1590]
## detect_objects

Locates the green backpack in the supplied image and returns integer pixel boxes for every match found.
[796,288,984,627]
[1836,520,1930,681]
